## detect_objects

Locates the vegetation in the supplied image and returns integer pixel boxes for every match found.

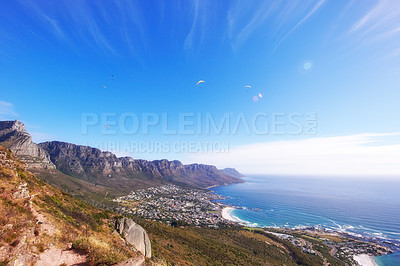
[1,145,346,265]
[129,216,324,265]
[0,146,137,265]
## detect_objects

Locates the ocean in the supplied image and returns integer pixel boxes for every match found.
[213,175,400,265]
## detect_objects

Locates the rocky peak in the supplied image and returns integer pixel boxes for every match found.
[0,120,55,170]
[0,120,27,133]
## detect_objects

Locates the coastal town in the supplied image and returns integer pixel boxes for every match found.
[113,184,237,227]
[264,227,394,265]
[113,184,396,265]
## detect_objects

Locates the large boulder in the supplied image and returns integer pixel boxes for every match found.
[115,218,151,258]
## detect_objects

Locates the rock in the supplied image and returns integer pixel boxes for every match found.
[115,218,151,258]
[3,224,13,231]
[12,182,30,199]
[0,120,55,170]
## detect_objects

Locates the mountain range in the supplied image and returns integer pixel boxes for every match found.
[0,120,243,203]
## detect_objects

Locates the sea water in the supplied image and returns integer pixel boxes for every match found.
[213,175,400,264]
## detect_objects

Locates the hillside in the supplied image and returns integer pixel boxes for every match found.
[1,145,327,265]
[132,217,325,265]
[0,145,144,265]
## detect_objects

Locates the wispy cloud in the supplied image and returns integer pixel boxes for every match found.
[184,0,207,52]
[350,0,400,40]
[274,0,326,50]
[226,0,326,50]
[0,100,18,120]
[184,0,200,50]
[15,0,147,57]
[186,133,400,177]
[62,1,117,55]
[20,0,66,41]
[227,1,278,50]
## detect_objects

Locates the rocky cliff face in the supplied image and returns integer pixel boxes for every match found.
[38,141,243,189]
[0,121,55,170]
[220,168,245,178]
[115,218,151,258]
[0,120,242,192]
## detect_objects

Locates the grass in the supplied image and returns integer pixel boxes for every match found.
[72,236,129,265]
[244,227,265,232]
[0,146,137,265]
[0,145,346,265]
[130,215,326,265]
[319,234,343,242]
[301,235,323,242]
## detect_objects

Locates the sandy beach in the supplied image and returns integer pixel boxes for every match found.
[221,207,240,223]
[353,254,377,266]
[221,207,260,227]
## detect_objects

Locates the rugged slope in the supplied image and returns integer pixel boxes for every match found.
[39,141,243,190]
[0,120,55,170]
[132,217,325,266]
[1,145,326,265]
[0,145,144,265]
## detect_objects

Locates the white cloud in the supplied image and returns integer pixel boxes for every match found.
[185,133,400,177]
[274,0,326,50]
[17,0,146,56]
[228,1,278,49]
[350,0,400,39]
[0,100,18,120]
[184,0,208,52]
[184,0,201,51]
[227,0,325,50]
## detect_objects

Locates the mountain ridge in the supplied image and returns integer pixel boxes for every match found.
[39,140,243,190]
[0,120,55,170]
[220,167,246,178]
[0,120,243,199]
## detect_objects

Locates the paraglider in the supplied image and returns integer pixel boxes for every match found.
[244,85,251,92]
[100,85,106,89]
[111,74,115,80]
[196,80,205,86]
[104,125,110,128]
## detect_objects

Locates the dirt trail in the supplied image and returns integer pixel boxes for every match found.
[29,195,56,237]
[36,246,88,266]
[29,194,89,265]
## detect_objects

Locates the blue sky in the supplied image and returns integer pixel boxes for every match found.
[1,0,400,175]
